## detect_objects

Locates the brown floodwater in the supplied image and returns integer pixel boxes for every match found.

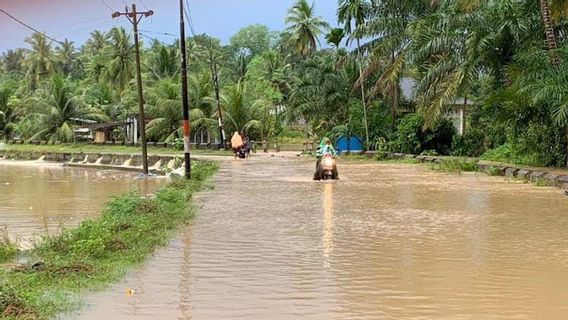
[0,160,163,246]
[72,157,568,320]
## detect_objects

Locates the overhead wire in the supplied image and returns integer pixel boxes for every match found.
[0,8,65,45]
[98,0,115,12]
[139,0,150,11]
[183,0,197,36]
[139,29,178,37]
[0,18,112,42]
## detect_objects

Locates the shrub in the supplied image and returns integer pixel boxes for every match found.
[389,114,456,155]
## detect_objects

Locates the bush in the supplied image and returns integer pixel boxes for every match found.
[451,128,488,157]
[432,158,479,174]
[389,114,456,155]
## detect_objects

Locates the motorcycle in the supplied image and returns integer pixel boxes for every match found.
[314,153,339,180]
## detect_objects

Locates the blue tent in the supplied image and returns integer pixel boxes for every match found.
[335,136,363,153]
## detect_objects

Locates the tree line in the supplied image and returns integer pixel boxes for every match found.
[1,0,567,167]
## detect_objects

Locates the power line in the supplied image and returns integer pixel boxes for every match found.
[139,29,178,37]
[139,0,150,11]
[98,0,115,12]
[0,8,65,45]
[0,18,112,42]
[184,0,196,36]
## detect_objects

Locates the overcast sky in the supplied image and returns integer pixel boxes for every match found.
[0,0,338,53]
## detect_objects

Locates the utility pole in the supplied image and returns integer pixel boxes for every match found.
[209,41,226,149]
[179,0,191,178]
[112,5,153,175]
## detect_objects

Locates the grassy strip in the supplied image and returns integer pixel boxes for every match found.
[377,158,420,165]
[0,160,218,320]
[429,158,479,174]
[4,143,232,156]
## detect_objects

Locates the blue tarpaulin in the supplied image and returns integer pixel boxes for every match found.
[336,136,363,153]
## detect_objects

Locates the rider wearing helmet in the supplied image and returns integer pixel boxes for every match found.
[314,137,338,180]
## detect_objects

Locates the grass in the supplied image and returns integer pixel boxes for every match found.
[485,166,503,176]
[430,158,479,174]
[535,178,555,187]
[4,143,232,157]
[376,158,420,164]
[0,228,18,264]
[0,160,217,320]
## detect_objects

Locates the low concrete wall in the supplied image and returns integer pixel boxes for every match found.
[378,152,568,191]
[0,150,184,175]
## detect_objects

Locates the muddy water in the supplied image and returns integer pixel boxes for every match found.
[74,158,568,320]
[0,160,162,245]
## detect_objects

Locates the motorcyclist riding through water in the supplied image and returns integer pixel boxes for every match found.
[314,137,339,180]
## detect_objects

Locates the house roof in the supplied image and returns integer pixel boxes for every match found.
[400,77,475,105]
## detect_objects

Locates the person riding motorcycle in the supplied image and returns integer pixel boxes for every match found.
[314,137,339,180]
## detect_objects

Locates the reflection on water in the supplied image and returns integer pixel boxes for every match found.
[322,182,334,263]
[0,161,164,245]
[74,158,568,320]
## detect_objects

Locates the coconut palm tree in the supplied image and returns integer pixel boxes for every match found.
[55,39,77,77]
[338,0,370,148]
[358,0,434,130]
[1,49,26,74]
[99,27,136,95]
[24,32,55,89]
[148,43,180,80]
[220,81,266,135]
[145,78,212,142]
[285,0,330,56]
[326,28,345,57]
[85,30,108,56]
[26,75,107,143]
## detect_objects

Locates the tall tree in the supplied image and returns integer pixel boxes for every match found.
[285,0,330,56]
[338,0,371,148]
[55,39,77,77]
[24,32,55,89]
[148,43,180,80]
[99,27,136,96]
[326,28,345,58]
[0,82,18,141]
[1,49,26,74]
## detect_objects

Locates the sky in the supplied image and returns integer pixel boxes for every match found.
[0,0,338,53]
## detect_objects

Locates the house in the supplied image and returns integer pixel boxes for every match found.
[400,77,474,136]
[73,118,135,143]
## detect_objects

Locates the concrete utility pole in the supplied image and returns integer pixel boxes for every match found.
[179,0,191,178]
[209,41,226,150]
[112,4,153,175]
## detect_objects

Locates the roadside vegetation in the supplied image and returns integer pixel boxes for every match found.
[0,161,217,320]
[1,0,568,168]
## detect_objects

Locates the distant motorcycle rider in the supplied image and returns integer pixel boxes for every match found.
[314,137,338,180]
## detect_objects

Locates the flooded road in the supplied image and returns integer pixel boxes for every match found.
[74,157,568,320]
[0,160,162,244]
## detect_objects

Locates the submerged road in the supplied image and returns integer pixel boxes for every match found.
[74,156,568,320]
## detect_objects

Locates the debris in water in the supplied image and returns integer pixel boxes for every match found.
[29,206,33,210]
[5,182,9,185]
[564,190,568,197]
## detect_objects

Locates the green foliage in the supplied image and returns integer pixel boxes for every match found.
[389,114,456,155]
[285,0,330,56]
[451,129,487,157]
[229,25,277,58]
[431,158,479,174]
[0,229,18,263]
